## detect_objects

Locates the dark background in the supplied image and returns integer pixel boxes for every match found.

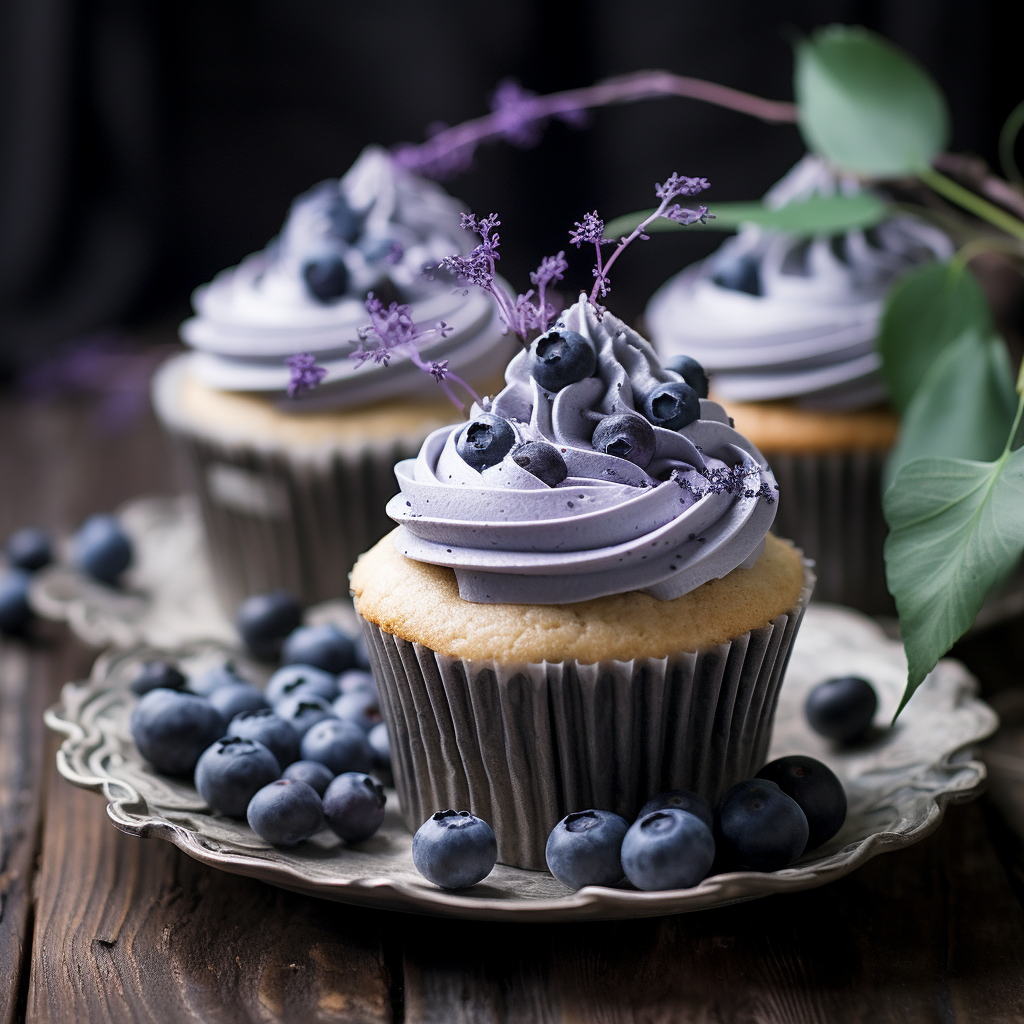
[1,0,1022,374]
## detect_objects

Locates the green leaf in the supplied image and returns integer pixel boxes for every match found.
[602,194,888,241]
[794,25,950,176]
[878,262,993,414]
[883,439,1024,716]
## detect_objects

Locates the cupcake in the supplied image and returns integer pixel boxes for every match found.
[351,295,814,869]
[153,146,514,610]
[645,155,951,613]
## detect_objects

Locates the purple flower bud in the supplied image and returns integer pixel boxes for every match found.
[286,353,328,398]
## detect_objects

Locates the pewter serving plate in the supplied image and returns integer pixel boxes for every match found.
[46,604,996,922]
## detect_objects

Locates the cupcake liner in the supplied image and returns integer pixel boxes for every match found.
[359,562,814,870]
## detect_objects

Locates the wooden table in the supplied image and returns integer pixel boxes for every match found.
[3,388,1024,1023]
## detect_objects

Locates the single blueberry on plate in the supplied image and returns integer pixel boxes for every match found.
[643,381,701,431]
[5,526,52,571]
[281,623,356,674]
[757,755,847,850]
[412,810,497,889]
[130,689,225,777]
[300,717,373,775]
[74,514,132,585]
[194,737,281,819]
[637,789,714,831]
[665,355,711,399]
[282,759,335,796]
[456,413,516,471]
[247,779,324,845]
[0,570,32,634]
[323,772,387,843]
[528,329,597,391]
[333,688,382,733]
[338,668,377,697]
[130,660,186,696]
[266,663,339,705]
[209,681,270,721]
[511,441,568,487]
[275,694,337,738]
[235,591,302,661]
[545,809,629,889]
[367,722,391,772]
[302,255,350,302]
[228,708,301,767]
[591,413,656,468]
[716,778,809,870]
[189,661,250,698]
[805,676,878,744]
[620,809,716,890]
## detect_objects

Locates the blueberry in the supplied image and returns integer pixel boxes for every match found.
[300,718,373,775]
[643,381,701,431]
[591,413,656,468]
[189,661,250,698]
[636,789,714,831]
[529,329,597,391]
[367,722,391,772]
[275,694,337,738]
[455,413,516,471]
[716,779,809,871]
[620,809,716,890]
[0,570,32,634]
[353,632,372,670]
[710,251,762,297]
[282,759,335,796]
[235,591,302,661]
[511,441,568,487]
[412,810,497,889]
[302,256,350,302]
[227,708,301,767]
[281,624,356,675]
[326,194,362,243]
[5,527,52,571]
[130,660,186,696]
[332,689,383,733]
[194,737,280,818]
[804,677,878,744]
[74,514,132,585]
[266,664,339,706]
[323,772,387,843]
[209,682,270,721]
[338,668,377,697]
[130,689,225,777]
[665,355,710,399]
[247,779,324,845]
[756,755,847,850]
[545,809,629,889]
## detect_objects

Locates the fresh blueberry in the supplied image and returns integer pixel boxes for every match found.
[332,688,383,733]
[208,682,270,721]
[591,413,656,468]
[716,779,809,870]
[281,759,335,796]
[129,660,186,696]
[353,632,372,670]
[326,194,362,243]
[194,737,281,819]
[805,676,878,744]
[74,514,132,585]
[300,718,373,775]
[620,809,716,890]
[545,809,629,889]
[130,689,225,777]
[636,789,714,831]
[235,591,302,661]
[302,256,350,302]
[665,355,710,399]
[247,779,324,845]
[322,772,387,843]
[367,722,391,772]
[0,570,32,634]
[227,708,301,767]
[338,668,377,697]
[710,251,762,297]
[266,664,339,706]
[189,661,251,698]
[528,329,597,391]
[412,810,497,889]
[756,755,847,850]
[456,413,516,471]
[511,441,568,487]
[275,694,337,739]
[643,381,701,431]
[5,527,52,571]
[281,624,356,675]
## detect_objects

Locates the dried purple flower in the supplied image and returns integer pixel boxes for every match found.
[569,212,612,249]
[672,463,775,504]
[286,352,328,398]
[489,79,545,148]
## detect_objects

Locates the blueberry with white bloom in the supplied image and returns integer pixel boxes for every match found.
[247,779,324,845]
[0,570,32,634]
[235,591,302,660]
[281,623,356,675]
[130,689,225,777]
[338,669,377,696]
[275,694,336,739]
[300,718,373,775]
[511,441,568,487]
[456,413,516,471]
[665,354,710,398]
[545,809,629,890]
[266,663,339,706]
[332,688,382,733]
[322,772,386,843]
[208,682,270,722]
[716,779,809,871]
[281,759,334,797]
[5,527,52,571]
[528,328,597,391]
[227,708,301,767]
[636,789,714,830]
[412,810,497,889]
[188,661,251,698]
[194,737,280,819]
[591,413,656,469]
[620,808,716,890]
[74,514,132,585]
[130,660,187,696]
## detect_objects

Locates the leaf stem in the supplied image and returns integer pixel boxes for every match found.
[998,99,1024,188]
[919,167,1024,243]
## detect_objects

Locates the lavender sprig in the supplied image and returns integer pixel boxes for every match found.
[286,352,328,398]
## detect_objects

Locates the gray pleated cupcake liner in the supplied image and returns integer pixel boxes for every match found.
[358,562,814,870]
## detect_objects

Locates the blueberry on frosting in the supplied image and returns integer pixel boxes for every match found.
[511,441,568,487]
[643,381,701,432]
[591,413,656,469]
[302,255,351,303]
[456,413,516,470]
[529,328,597,391]
[665,355,709,400]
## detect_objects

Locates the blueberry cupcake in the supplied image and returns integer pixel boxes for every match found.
[645,156,951,613]
[351,295,813,869]
[153,146,514,609]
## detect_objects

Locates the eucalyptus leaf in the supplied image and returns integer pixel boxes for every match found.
[794,25,950,176]
[878,262,993,414]
[883,437,1024,716]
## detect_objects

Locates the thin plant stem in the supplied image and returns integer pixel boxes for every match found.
[919,167,1024,244]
